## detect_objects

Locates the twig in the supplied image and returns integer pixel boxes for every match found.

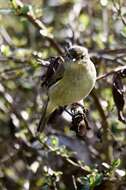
[9,0,63,55]
[112,0,126,26]
[91,89,113,163]
[72,175,77,190]
[97,65,126,80]
[94,48,126,55]
[0,26,15,48]
[0,55,30,63]
[91,89,109,129]
[0,65,30,75]
[0,8,14,15]
[38,136,90,174]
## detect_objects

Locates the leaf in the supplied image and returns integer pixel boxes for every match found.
[79,173,103,190]
[0,45,11,56]
[50,136,59,147]
[111,159,121,168]
[11,0,23,10]
[85,173,103,189]
[93,173,103,186]
[20,5,30,15]
[79,14,90,29]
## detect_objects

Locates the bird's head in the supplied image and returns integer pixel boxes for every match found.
[65,45,89,63]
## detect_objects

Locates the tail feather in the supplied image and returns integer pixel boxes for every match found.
[37,96,49,132]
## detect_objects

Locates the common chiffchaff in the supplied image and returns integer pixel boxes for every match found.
[37,45,96,132]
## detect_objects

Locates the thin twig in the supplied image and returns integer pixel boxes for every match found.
[0,55,30,63]
[72,175,77,190]
[91,89,113,163]
[0,26,15,48]
[94,48,126,55]
[112,0,126,26]
[97,65,126,80]
[38,136,90,174]
[0,65,30,75]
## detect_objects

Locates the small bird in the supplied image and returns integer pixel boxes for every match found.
[37,45,96,132]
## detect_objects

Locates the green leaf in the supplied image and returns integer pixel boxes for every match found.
[93,173,103,187]
[111,159,121,168]
[50,136,59,147]
[11,0,17,9]
[0,45,11,56]
[121,26,126,38]
[20,5,30,15]
[89,172,103,189]
[79,14,90,29]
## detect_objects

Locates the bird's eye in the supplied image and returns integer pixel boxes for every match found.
[80,55,84,59]
[68,49,78,59]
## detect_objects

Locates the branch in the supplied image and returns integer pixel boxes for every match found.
[112,0,126,27]
[9,0,63,55]
[92,48,126,56]
[91,89,113,163]
[0,65,30,75]
[38,136,90,174]
[97,65,126,81]
[0,26,15,48]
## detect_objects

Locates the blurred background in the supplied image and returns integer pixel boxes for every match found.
[0,0,126,189]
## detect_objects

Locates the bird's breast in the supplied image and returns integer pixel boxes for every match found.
[49,61,96,107]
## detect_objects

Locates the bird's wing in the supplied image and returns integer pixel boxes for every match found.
[37,56,65,133]
[41,56,65,88]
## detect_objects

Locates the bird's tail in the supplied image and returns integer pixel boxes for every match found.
[37,85,51,134]
[37,98,49,133]
[37,93,56,133]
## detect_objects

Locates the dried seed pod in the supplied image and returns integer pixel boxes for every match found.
[112,70,126,124]
[70,103,90,137]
